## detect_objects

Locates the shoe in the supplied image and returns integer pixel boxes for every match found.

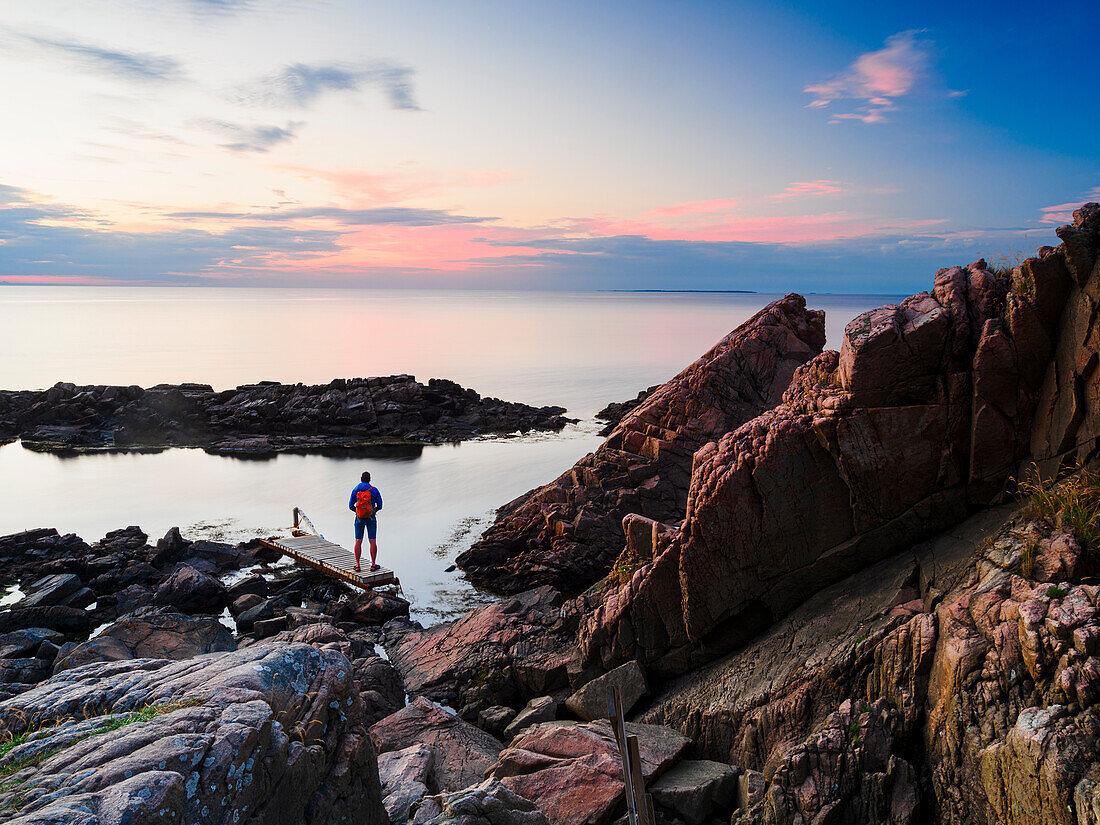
[354,565,361,572]
[370,564,380,571]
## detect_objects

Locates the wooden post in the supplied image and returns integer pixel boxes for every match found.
[627,735,650,825]
[609,686,639,825]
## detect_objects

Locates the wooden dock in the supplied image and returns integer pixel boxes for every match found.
[260,509,397,591]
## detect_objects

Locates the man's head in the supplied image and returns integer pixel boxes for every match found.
[361,471,371,483]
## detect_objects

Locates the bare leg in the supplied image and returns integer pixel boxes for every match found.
[354,539,362,571]
[369,539,378,569]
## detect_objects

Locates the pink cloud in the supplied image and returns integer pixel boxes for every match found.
[645,197,740,218]
[565,211,944,245]
[279,165,517,205]
[805,31,930,124]
[1039,190,1100,224]
[768,180,846,200]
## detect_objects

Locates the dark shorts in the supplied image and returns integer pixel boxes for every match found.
[354,517,377,541]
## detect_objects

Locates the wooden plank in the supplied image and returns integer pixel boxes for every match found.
[282,536,334,548]
[258,538,397,591]
[280,539,332,551]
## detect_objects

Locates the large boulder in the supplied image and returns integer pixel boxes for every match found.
[16,573,90,609]
[153,564,229,614]
[0,628,65,660]
[0,643,387,825]
[458,294,826,594]
[487,720,690,825]
[371,697,505,792]
[383,586,576,710]
[379,743,435,824]
[649,760,738,825]
[331,590,411,625]
[564,660,648,721]
[640,496,1100,825]
[53,611,236,671]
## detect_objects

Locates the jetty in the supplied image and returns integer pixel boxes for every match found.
[259,507,398,590]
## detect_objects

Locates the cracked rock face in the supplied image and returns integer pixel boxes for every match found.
[578,205,1100,676]
[0,643,386,825]
[457,294,826,595]
[486,719,691,825]
[410,780,550,825]
[382,586,578,711]
[371,697,504,795]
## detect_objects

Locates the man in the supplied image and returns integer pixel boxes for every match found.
[348,471,383,572]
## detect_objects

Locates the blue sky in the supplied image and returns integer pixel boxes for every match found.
[0,0,1096,291]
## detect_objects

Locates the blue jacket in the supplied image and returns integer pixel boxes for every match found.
[349,483,383,517]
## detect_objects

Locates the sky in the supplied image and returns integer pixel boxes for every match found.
[0,0,1097,292]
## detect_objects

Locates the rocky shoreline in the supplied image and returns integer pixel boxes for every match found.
[0,376,570,457]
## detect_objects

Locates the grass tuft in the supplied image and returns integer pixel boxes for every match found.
[1016,462,1100,556]
[1046,585,1068,600]
[1021,539,1039,578]
[0,698,203,789]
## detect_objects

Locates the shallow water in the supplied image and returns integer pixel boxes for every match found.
[0,287,898,620]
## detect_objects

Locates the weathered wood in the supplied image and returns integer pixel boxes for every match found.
[627,735,650,825]
[260,535,396,590]
[608,684,654,825]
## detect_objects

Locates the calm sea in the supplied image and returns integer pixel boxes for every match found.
[0,287,897,620]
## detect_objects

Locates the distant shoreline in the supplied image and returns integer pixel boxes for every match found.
[600,288,756,293]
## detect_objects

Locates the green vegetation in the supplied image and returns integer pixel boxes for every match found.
[0,697,203,810]
[1047,585,1069,600]
[990,244,1028,279]
[607,545,653,588]
[1017,461,1100,555]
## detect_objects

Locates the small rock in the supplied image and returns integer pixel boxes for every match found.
[227,573,269,601]
[0,628,65,659]
[254,615,289,638]
[503,695,557,741]
[237,596,289,630]
[332,590,411,626]
[231,592,264,617]
[479,705,517,739]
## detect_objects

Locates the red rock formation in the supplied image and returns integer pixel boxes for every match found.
[457,294,826,594]
[579,204,1099,676]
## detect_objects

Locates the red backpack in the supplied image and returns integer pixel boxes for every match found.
[355,487,376,519]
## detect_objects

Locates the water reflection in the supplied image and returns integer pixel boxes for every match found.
[0,288,899,620]
[0,425,604,622]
